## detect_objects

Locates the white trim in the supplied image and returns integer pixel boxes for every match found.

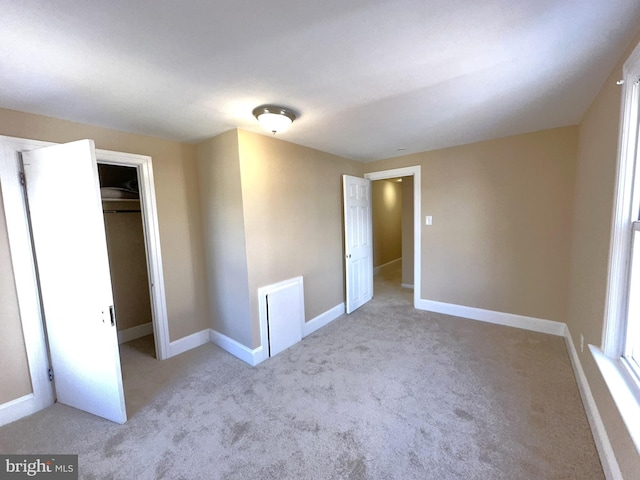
[598,40,640,466]
[0,394,42,427]
[168,329,210,357]
[96,149,170,361]
[603,60,640,356]
[416,299,566,336]
[373,257,401,274]
[210,301,348,365]
[401,284,414,289]
[591,345,640,459]
[365,166,421,310]
[0,136,58,426]
[366,167,419,181]
[0,393,34,412]
[302,303,345,337]
[166,328,267,366]
[257,276,304,359]
[210,329,266,366]
[117,322,154,344]
[563,329,623,480]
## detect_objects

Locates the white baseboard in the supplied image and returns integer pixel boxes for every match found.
[564,327,622,480]
[416,299,566,336]
[203,303,348,366]
[373,257,401,274]
[0,393,39,427]
[401,283,414,289]
[209,302,346,365]
[168,329,210,357]
[118,322,153,344]
[302,303,345,337]
[210,329,265,366]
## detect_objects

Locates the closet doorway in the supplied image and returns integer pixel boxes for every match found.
[0,137,170,425]
[96,149,170,363]
[98,164,155,358]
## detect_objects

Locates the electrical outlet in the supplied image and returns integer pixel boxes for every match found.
[580,334,584,353]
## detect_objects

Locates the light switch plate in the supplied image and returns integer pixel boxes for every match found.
[425,216,432,226]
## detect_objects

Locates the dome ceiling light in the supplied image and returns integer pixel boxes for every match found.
[252,105,297,135]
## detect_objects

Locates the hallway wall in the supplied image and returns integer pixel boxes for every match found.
[372,179,402,268]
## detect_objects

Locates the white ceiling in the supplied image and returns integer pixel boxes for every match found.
[2,1,640,162]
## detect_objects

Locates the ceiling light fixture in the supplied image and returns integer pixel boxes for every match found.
[252,105,297,134]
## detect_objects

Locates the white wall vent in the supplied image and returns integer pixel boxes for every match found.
[258,277,304,358]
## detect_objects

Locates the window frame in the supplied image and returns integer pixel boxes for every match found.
[624,221,640,379]
[598,39,640,454]
[604,53,640,360]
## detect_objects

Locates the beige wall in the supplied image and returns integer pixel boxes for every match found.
[566,32,640,476]
[372,179,402,268]
[365,127,577,324]
[401,176,414,286]
[0,108,209,347]
[103,201,152,332]
[195,130,253,347]
[0,183,32,404]
[237,130,362,348]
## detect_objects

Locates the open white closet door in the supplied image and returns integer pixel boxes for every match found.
[22,139,127,424]
[343,175,373,314]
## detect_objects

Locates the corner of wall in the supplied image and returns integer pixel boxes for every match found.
[194,129,253,349]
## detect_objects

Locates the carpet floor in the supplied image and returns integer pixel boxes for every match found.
[0,262,603,479]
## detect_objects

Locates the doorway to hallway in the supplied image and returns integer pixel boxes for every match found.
[365,166,421,308]
[371,175,414,295]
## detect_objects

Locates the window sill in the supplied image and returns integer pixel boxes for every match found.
[590,345,640,454]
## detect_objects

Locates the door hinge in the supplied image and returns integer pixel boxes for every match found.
[48,367,54,382]
[19,172,26,186]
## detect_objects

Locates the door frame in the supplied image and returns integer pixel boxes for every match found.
[364,166,421,308]
[0,136,55,426]
[0,135,170,426]
[96,149,170,361]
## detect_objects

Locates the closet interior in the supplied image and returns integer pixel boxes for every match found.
[98,164,156,358]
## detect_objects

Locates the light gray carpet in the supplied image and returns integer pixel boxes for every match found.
[0,263,603,479]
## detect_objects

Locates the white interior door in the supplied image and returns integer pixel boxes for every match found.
[22,139,127,424]
[343,175,373,313]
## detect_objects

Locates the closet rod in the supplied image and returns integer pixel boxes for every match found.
[103,210,142,214]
